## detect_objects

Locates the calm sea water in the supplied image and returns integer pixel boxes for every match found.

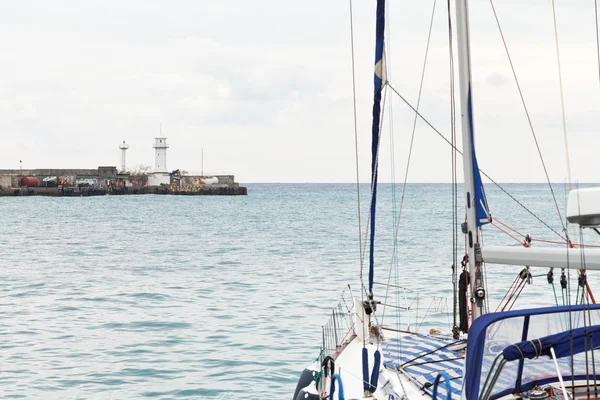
[0,183,598,399]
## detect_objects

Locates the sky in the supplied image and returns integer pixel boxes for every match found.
[0,0,599,183]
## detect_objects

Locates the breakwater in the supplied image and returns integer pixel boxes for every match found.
[0,185,247,197]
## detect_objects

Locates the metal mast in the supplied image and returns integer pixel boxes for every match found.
[455,0,486,320]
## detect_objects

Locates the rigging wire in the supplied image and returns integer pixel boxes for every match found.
[579,225,591,395]
[360,86,388,271]
[488,0,566,234]
[358,86,389,312]
[348,0,362,263]
[447,0,459,336]
[383,0,438,326]
[596,0,600,85]
[347,0,368,354]
[481,230,490,314]
[383,0,404,368]
[375,0,406,375]
[549,1,599,308]
[549,0,573,190]
[386,82,567,241]
[491,217,600,248]
[575,186,598,397]
[566,229,575,395]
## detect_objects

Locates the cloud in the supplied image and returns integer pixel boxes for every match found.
[0,1,598,182]
[485,72,508,87]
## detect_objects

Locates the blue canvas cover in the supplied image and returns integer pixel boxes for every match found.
[465,304,600,400]
[368,0,385,295]
[503,324,600,361]
[466,86,490,227]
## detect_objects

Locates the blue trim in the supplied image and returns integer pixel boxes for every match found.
[362,347,369,392]
[330,373,345,400]
[432,372,453,400]
[369,350,381,393]
[466,86,490,227]
[464,304,600,400]
[502,323,600,361]
[368,0,385,294]
[514,315,530,392]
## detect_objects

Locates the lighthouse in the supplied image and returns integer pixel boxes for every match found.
[147,136,171,186]
[153,137,169,172]
[119,140,129,172]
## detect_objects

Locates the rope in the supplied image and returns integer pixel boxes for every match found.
[358,86,388,277]
[596,0,600,85]
[447,0,459,336]
[579,226,599,398]
[505,277,529,312]
[495,268,536,312]
[399,339,465,369]
[502,277,526,312]
[491,218,600,248]
[533,238,600,248]
[493,218,525,238]
[511,344,525,359]
[490,222,524,244]
[551,281,560,306]
[495,274,520,312]
[383,0,437,329]
[481,230,490,314]
[358,85,388,351]
[577,224,593,393]
[488,0,566,234]
[386,82,566,242]
[347,0,366,348]
[489,216,597,307]
[550,0,573,189]
[562,270,567,306]
[382,0,403,344]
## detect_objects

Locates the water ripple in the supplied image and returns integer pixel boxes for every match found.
[0,184,598,398]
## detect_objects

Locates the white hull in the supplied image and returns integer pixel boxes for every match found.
[331,332,435,399]
[299,328,464,400]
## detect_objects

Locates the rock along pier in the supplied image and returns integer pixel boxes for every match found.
[0,167,247,197]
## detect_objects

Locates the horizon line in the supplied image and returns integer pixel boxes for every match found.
[239,181,599,185]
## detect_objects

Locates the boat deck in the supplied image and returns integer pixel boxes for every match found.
[382,332,465,399]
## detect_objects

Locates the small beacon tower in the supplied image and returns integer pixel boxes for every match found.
[153,137,169,172]
[119,140,129,172]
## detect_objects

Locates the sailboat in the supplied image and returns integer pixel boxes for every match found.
[293,0,600,399]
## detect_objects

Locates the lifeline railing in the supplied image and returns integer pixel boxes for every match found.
[321,285,355,357]
[320,285,453,361]
[375,281,451,333]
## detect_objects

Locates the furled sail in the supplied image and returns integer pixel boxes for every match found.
[467,89,490,227]
[368,0,386,295]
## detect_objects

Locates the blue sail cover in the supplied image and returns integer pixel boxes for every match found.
[368,0,385,295]
[503,324,600,361]
[364,0,385,392]
[464,304,600,400]
[467,87,490,226]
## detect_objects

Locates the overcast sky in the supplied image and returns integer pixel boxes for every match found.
[0,0,598,183]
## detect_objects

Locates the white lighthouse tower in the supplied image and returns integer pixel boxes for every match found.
[153,137,169,172]
[147,136,171,186]
[119,140,129,172]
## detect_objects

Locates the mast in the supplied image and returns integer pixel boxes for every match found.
[455,0,490,321]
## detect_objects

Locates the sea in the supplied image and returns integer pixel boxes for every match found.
[1,183,598,399]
